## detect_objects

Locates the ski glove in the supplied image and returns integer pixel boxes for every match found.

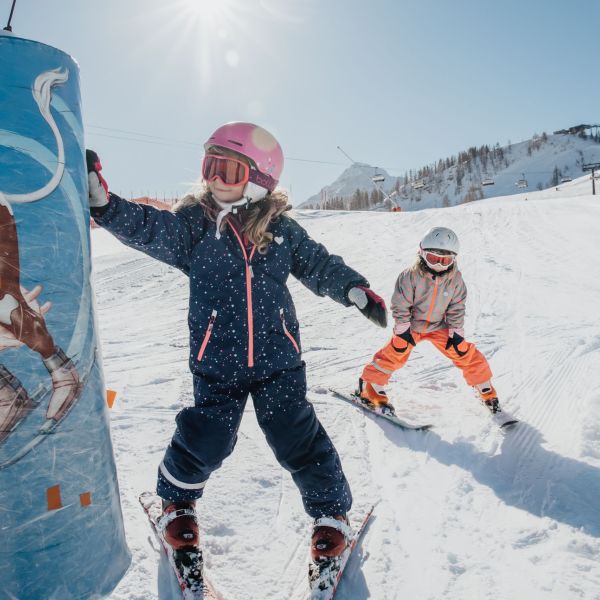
[86,149,109,208]
[392,321,415,352]
[445,330,469,357]
[347,286,387,328]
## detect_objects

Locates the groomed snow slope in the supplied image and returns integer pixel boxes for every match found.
[99,178,600,600]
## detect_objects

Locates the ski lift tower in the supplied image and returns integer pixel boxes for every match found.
[583,162,600,195]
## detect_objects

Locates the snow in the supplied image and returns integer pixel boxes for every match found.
[99,183,600,599]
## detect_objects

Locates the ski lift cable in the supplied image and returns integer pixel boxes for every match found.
[89,125,409,171]
[337,145,398,203]
[88,124,204,146]
[87,130,347,166]
[3,0,17,31]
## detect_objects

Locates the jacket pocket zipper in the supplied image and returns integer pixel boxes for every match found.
[280,308,300,353]
[197,310,217,361]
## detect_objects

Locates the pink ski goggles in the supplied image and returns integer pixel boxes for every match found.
[421,249,455,267]
[201,154,277,191]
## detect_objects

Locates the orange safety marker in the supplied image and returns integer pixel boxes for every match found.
[46,485,63,511]
[79,492,92,507]
[106,389,117,409]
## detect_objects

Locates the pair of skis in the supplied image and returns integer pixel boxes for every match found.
[329,388,518,431]
[139,491,374,600]
[140,388,517,599]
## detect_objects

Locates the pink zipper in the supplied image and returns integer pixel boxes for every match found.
[197,309,217,361]
[280,308,300,353]
[227,223,257,367]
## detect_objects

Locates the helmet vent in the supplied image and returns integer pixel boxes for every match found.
[227,139,243,147]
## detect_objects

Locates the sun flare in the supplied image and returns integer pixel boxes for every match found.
[179,0,235,24]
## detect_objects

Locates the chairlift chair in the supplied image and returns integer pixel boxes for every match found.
[515,173,528,188]
[482,176,495,186]
[560,177,572,183]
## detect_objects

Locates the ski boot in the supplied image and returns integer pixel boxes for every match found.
[309,514,354,594]
[357,378,395,415]
[0,366,35,445]
[476,382,500,412]
[161,500,200,550]
[43,347,82,421]
[310,515,352,562]
[476,382,518,429]
[158,499,205,593]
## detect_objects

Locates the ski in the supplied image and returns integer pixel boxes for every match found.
[308,503,375,600]
[139,492,219,600]
[329,388,432,431]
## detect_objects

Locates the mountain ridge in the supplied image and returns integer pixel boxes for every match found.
[299,128,600,210]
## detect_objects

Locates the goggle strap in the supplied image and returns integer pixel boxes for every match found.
[248,168,277,192]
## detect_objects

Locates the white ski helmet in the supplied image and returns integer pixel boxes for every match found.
[420,227,460,254]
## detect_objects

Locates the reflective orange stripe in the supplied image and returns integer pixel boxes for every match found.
[227,223,256,367]
[419,279,439,333]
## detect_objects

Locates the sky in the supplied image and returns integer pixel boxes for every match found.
[3,0,599,203]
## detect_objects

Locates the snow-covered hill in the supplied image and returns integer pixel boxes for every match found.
[97,181,600,600]
[300,132,600,211]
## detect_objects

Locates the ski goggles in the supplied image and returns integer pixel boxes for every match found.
[421,249,455,267]
[201,154,277,192]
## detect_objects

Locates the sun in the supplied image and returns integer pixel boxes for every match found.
[138,0,259,89]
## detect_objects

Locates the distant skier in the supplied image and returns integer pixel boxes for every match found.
[358,227,504,415]
[87,123,387,565]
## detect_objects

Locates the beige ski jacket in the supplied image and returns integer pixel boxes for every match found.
[391,262,467,334]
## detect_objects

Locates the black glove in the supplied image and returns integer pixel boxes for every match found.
[86,149,109,208]
[397,328,416,345]
[347,286,388,328]
[445,332,469,357]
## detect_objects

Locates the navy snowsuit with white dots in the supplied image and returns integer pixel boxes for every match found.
[94,194,368,518]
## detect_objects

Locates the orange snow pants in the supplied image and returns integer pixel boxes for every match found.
[361,329,492,388]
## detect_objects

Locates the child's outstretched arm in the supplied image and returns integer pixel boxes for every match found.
[288,218,386,325]
[87,150,202,274]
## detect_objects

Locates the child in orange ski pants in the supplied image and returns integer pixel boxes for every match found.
[359,226,499,409]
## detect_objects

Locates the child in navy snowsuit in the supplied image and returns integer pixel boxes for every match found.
[87,123,387,562]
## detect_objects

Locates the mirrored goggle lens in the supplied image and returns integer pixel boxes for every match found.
[424,251,454,266]
[202,155,249,186]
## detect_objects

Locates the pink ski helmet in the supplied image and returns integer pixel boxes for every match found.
[204,122,284,193]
